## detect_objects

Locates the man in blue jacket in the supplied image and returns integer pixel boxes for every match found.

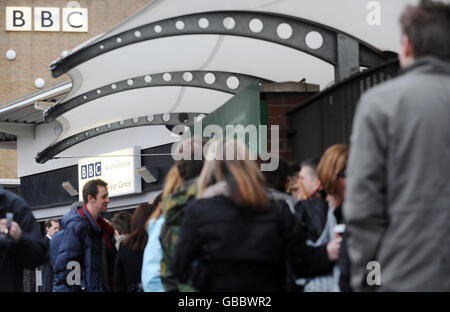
[53,179,116,292]
[0,186,48,292]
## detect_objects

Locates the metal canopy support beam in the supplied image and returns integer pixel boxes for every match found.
[50,11,389,81]
[44,70,268,122]
[0,122,35,138]
[35,112,203,164]
[335,34,360,81]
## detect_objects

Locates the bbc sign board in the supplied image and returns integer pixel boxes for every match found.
[78,147,142,201]
[6,7,88,32]
[80,162,102,180]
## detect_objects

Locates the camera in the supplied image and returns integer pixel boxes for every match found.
[0,212,14,246]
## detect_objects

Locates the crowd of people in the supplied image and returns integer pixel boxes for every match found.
[0,0,448,292]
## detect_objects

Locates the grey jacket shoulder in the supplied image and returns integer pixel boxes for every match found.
[361,56,450,104]
[345,56,450,292]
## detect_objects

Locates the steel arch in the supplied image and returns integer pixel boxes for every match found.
[50,11,391,81]
[44,70,269,122]
[35,112,203,164]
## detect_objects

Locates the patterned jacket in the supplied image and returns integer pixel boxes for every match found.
[159,179,198,292]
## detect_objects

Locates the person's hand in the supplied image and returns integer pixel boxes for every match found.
[9,221,22,242]
[326,237,342,261]
[0,219,8,235]
[0,219,22,242]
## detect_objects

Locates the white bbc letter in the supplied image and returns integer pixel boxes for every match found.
[366,1,382,26]
[62,8,88,32]
[34,7,60,32]
[6,7,32,31]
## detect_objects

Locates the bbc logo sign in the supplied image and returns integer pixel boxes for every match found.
[5,7,88,32]
[81,162,101,180]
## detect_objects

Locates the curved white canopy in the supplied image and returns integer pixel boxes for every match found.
[37,0,425,164]
[62,0,417,61]
[57,86,233,140]
[64,35,334,101]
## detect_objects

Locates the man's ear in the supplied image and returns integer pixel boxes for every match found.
[313,177,322,193]
[87,194,94,202]
[400,35,415,66]
[403,35,414,57]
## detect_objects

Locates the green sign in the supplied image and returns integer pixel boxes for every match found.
[192,82,267,156]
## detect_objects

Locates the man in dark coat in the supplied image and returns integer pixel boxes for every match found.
[41,219,59,292]
[293,158,342,288]
[40,219,60,292]
[0,186,48,292]
[345,0,450,291]
[53,179,116,292]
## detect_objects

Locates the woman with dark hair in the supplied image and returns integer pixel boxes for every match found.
[114,203,155,292]
[171,139,304,292]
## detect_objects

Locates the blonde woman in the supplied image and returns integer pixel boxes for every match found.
[171,139,303,291]
[141,164,181,292]
[294,143,349,292]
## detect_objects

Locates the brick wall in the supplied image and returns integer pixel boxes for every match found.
[0,0,149,107]
[0,0,149,184]
[0,149,18,178]
[261,82,319,162]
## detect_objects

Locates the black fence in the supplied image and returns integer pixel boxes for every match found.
[287,58,400,161]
